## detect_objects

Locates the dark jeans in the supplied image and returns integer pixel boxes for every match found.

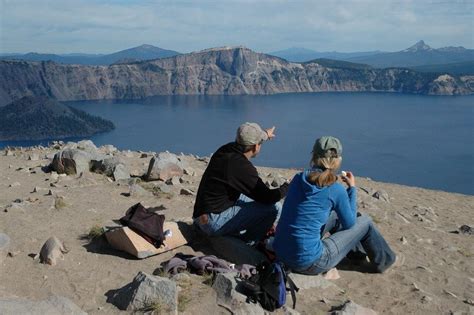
[294,212,396,274]
[194,194,282,244]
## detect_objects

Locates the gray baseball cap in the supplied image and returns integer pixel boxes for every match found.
[313,136,342,158]
[236,122,269,145]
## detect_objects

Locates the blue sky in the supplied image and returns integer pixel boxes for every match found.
[0,0,472,54]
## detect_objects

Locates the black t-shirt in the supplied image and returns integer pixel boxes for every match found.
[193,142,288,218]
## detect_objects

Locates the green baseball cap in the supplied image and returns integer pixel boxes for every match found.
[312,136,342,158]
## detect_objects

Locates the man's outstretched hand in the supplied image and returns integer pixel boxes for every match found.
[266,126,276,140]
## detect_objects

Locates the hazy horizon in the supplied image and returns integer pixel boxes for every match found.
[1,0,472,55]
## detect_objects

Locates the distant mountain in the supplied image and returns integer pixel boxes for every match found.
[0,47,472,107]
[346,41,474,68]
[0,44,180,65]
[0,96,114,141]
[409,60,474,75]
[268,47,382,62]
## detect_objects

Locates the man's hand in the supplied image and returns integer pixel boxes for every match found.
[341,171,356,187]
[265,126,276,140]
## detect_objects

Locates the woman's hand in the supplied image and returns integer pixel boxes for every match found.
[341,171,355,187]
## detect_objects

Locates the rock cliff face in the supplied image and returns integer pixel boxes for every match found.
[0,47,472,105]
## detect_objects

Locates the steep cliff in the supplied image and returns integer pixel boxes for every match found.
[0,47,472,105]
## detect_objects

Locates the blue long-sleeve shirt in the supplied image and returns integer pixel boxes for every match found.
[273,170,357,269]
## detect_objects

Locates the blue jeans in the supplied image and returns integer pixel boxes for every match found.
[294,213,396,274]
[194,194,282,243]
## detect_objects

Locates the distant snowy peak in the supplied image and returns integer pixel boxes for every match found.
[403,40,433,52]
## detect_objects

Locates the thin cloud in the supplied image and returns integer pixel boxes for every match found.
[0,0,472,54]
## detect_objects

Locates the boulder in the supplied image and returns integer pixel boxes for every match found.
[50,149,91,175]
[90,157,129,181]
[113,164,130,181]
[145,153,184,182]
[331,300,378,315]
[109,271,178,314]
[207,236,268,265]
[90,157,120,176]
[0,296,86,315]
[0,233,11,264]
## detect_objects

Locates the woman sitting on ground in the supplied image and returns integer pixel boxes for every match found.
[273,136,396,274]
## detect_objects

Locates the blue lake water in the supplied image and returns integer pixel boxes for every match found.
[1,93,473,195]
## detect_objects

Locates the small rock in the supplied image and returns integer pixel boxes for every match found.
[421,295,432,304]
[416,265,433,273]
[183,167,195,176]
[372,190,389,202]
[400,236,408,244]
[167,176,181,186]
[464,299,474,306]
[140,153,148,158]
[180,188,195,196]
[13,199,23,203]
[452,225,473,235]
[39,236,69,266]
[8,182,21,188]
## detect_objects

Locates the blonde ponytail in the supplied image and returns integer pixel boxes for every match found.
[308,153,342,187]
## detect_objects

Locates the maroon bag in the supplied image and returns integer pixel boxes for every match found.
[119,203,165,248]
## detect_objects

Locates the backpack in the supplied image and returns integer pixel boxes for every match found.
[239,261,299,311]
[119,203,165,248]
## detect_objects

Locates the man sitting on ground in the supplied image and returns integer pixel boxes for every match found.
[193,122,289,244]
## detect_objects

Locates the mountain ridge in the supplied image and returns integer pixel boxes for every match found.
[0,44,180,65]
[0,46,472,106]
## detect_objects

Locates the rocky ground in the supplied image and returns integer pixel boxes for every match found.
[0,141,473,314]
